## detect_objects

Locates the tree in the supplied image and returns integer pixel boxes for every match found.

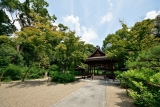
[126,45,160,70]
[15,24,56,81]
[54,43,67,72]
[0,0,57,32]
[102,19,159,69]
[153,15,160,38]
[0,0,19,35]
[54,31,87,72]
[14,9,60,81]
[0,43,23,81]
[58,23,68,32]
[84,43,95,56]
[102,22,130,68]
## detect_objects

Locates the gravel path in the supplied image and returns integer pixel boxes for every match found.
[0,79,136,107]
[0,79,87,107]
[106,81,136,107]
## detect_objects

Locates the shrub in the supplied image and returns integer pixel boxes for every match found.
[27,66,45,79]
[114,70,123,79]
[150,72,160,84]
[50,71,75,83]
[120,68,160,107]
[121,68,155,82]
[74,71,81,76]
[3,64,22,81]
[48,64,59,72]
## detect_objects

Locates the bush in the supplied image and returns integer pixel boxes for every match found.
[27,66,45,79]
[3,76,12,82]
[74,71,81,76]
[122,68,155,82]
[129,81,160,107]
[150,72,160,84]
[120,68,160,107]
[48,64,59,72]
[50,71,75,83]
[114,70,123,79]
[3,64,22,81]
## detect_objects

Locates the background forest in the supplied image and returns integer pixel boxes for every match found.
[0,0,160,106]
[0,0,96,82]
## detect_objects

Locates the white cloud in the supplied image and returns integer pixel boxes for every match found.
[108,0,113,7]
[108,0,113,11]
[5,11,21,31]
[81,26,98,43]
[63,15,81,34]
[19,0,25,3]
[63,15,98,44]
[100,12,113,24]
[144,10,160,19]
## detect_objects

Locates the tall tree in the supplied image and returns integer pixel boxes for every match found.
[153,15,160,38]
[84,43,95,56]
[102,19,159,69]
[0,0,20,35]
[54,31,87,72]
[0,0,57,32]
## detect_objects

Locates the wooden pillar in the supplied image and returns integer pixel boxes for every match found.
[104,65,106,81]
[89,65,91,74]
[88,65,89,73]
[91,65,92,73]
[111,64,114,81]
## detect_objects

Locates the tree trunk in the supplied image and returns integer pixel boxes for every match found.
[22,66,32,82]
[0,71,4,83]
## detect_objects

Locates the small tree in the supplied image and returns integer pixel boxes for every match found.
[0,43,23,81]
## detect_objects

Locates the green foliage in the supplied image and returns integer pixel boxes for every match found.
[129,81,160,107]
[54,31,87,72]
[150,73,160,84]
[153,15,160,38]
[0,0,90,81]
[84,43,95,56]
[3,76,12,82]
[129,84,154,107]
[126,45,160,69]
[0,44,23,66]
[26,62,45,79]
[50,72,75,83]
[121,68,160,107]
[74,71,81,76]
[121,45,160,107]
[0,8,16,35]
[48,64,59,72]
[102,19,159,69]
[114,70,123,80]
[3,64,22,81]
[122,68,155,82]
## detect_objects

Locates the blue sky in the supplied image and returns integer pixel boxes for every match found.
[46,0,160,47]
[16,0,160,47]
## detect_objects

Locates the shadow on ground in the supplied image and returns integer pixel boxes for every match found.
[2,78,84,88]
[3,80,55,88]
[107,82,137,107]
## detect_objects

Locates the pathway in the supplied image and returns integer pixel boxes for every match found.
[51,80,107,107]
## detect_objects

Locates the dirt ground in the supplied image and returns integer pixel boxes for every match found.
[106,82,136,107]
[0,79,87,107]
[0,78,136,107]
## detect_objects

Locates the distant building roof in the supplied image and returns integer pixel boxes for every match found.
[88,45,105,57]
[84,45,116,64]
